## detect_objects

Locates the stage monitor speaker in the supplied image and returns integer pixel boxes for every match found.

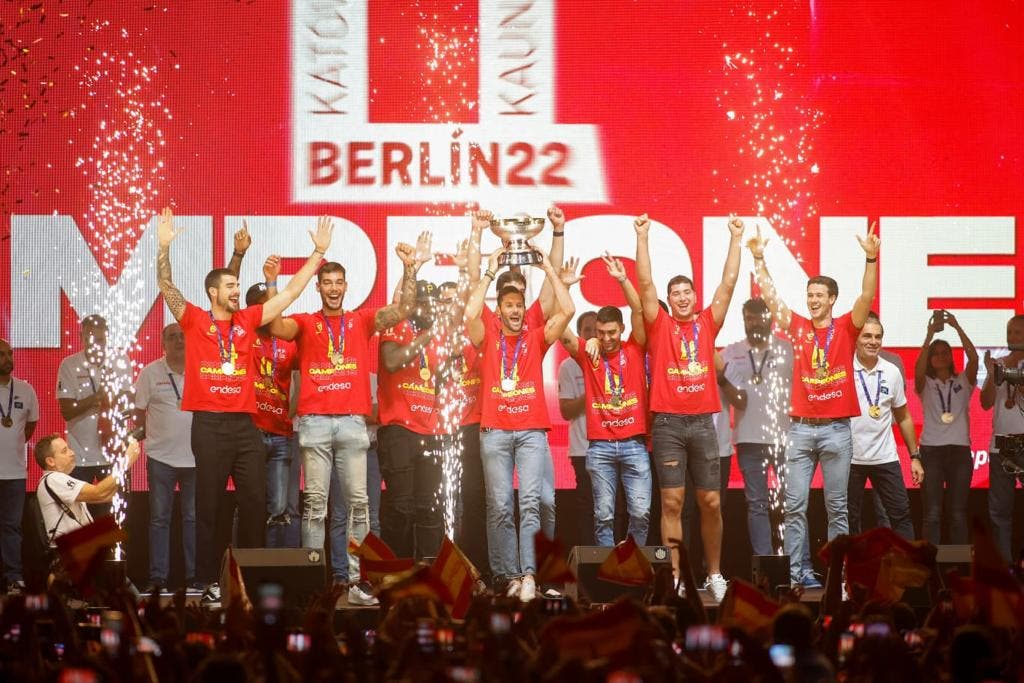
[565,545,672,603]
[228,548,327,608]
[751,555,791,594]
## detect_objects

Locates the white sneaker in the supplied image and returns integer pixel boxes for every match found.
[676,578,687,598]
[348,583,380,607]
[705,573,728,603]
[505,578,522,599]
[519,575,536,602]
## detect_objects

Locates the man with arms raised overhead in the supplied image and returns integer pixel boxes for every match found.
[747,221,880,587]
[636,213,745,602]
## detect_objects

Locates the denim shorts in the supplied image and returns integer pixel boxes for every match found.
[650,412,719,489]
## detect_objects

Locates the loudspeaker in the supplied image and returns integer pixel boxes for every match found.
[227,548,327,608]
[936,544,972,578]
[751,555,791,593]
[565,545,672,603]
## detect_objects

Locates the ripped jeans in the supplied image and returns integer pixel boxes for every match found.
[298,414,369,582]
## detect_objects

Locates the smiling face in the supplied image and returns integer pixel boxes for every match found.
[209,273,241,313]
[667,281,697,320]
[45,438,76,474]
[595,320,624,355]
[498,289,526,334]
[317,269,348,314]
[805,283,836,322]
[856,321,884,363]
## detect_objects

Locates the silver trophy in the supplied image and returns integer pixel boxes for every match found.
[489,214,546,267]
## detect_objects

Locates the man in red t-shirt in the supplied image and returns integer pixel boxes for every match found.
[266,240,420,606]
[155,208,333,604]
[464,246,575,602]
[636,213,746,602]
[560,254,651,547]
[747,221,880,586]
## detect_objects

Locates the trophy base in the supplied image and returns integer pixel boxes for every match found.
[498,250,543,268]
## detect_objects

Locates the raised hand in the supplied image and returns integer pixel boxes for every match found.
[633,213,651,237]
[728,215,745,239]
[395,242,417,267]
[453,239,469,270]
[601,252,627,282]
[559,256,584,286]
[548,205,565,230]
[927,310,945,335]
[746,222,769,259]
[157,207,182,247]
[486,246,507,273]
[263,255,281,281]
[310,215,334,253]
[234,221,252,254]
[471,209,493,233]
[984,349,995,374]
[856,220,880,259]
[944,310,962,330]
[414,231,434,269]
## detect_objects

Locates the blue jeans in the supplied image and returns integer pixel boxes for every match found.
[264,433,296,548]
[784,419,853,582]
[146,458,196,585]
[586,439,652,546]
[329,444,382,581]
[988,450,1020,562]
[921,444,972,545]
[736,443,778,556]
[285,437,301,547]
[480,429,554,578]
[0,479,25,583]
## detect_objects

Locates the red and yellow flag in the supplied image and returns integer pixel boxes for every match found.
[820,527,932,603]
[431,537,479,619]
[220,546,253,613]
[351,532,415,584]
[534,531,577,585]
[53,515,125,591]
[718,578,779,636]
[596,536,654,586]
[971,518,1024,628]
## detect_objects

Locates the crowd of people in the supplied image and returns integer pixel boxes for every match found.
[2,204,1023,619]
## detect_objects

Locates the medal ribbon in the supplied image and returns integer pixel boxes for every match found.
[856,368,882,413]
[410,320,429,378]
[323,313,345,360]
[166,370,181,401]
[811,320,835,372]
[602,350,625,397]
[500,332,525,383]
[748,347,770,379]
[207,311,235,365]
[0,381,13,424]
[937,379,954,415]
[678,323,700,364]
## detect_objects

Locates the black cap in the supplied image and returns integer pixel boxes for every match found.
[245,282,269,307]
[416,280,438,301]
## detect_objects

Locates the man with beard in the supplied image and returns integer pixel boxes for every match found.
[156,208,334,605]
[747,221,880,586]
[0,339,38,595]
[464,245,575,602]
[635,214,745,602]
[267,237,421,606]
[133,323,197,593]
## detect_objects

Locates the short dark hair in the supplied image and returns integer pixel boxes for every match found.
[666,275,694,296]
[576,311,598,333]
[496,270,526,291]
[204,268,236,299]
[1009,314,1024,327]
[496,285,525,307]
[742,298,769,316]
[595,306,623,326]
[317,262,346,282]
[863,311,884,336]
[245,282,269,307]
[80,314,108,331]
[807,275,838,299]
[439,281,457,291]
[34,434,61,469]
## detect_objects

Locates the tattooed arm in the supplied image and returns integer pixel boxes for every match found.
[374,243,419,331]
[156,207,188,322]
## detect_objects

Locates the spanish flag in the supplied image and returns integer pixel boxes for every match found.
[220,546,253,613]
[596,535,654,586]
[971,518,1024,628]
[534,531,577,585]
[378,565,451,610]
[352,532,415,584]
[431,537,478,619]
[718,579,779,636]
[540,598,654,661]
[54,515,125,592]
[820,527,932,603]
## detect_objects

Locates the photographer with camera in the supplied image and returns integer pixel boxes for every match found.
[980,313,1024,561]
[914,310,978,545]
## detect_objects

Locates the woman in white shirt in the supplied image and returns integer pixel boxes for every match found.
[914,310,978,545]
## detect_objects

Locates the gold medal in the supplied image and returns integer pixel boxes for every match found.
[611,392,623,408]
[751,373,763,385]
[420,367,432,382]
[868,405,882,419]
[331,352,344,367]
[941,412,954,424]
[687,361,702,374]
[815,365,828,380]
[0,416,11,429]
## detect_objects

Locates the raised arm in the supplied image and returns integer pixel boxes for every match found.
[980,351,999,410]
[633,214,661,324]
[747,223,792,330]
[464,246,505,324]
[850,221,880,329]
[262,255,300,340]
[374,242,419,331]
[559,326,580,358]
[536,205,566,318]
[389,231,432,304]
[259,216,333,326]
[467,210,491,284]
[156,207,188,322]
[225,221,252,276]
[77,439,141,504]
[946,312,979,387]
[914,312,943,394]
[537,248,576,346]
[709,217,746,327]
[602,253,645,346]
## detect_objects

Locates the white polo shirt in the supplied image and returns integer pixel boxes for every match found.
[850,355,906,466]
[557,357,588,458]
[0,377,39,480]
[37,470,93,543]
[722,337,793,445]
[56,351,133,467]
[918,372,973,447]
[988,356,1024,452]
[135,358,194,468]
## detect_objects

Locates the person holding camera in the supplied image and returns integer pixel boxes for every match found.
[913,310,978,545]
[980,314,1024,561]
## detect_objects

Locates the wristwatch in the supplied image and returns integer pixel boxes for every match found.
[909,452,922,460]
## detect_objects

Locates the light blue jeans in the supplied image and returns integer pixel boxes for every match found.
[298,414,369,582]
[480,429,555,578]
[586,439,652,546]
[330,445,382,582]
[784,419,853,582]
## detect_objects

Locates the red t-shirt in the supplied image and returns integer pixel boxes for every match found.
[179,302,264,413]
[482,299,545,332]
[645,307,721,415]
[479,326,552,430]
[575,339,647,441]
[377,320,441,436]
[457,341,483,427]
[251,333,298,436]
[785,312,862,418]
[290,309,378,417]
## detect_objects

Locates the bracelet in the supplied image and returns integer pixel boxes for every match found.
[484,270,496,281]
[866,257,878,263]
[753,255,764,262]
[232,250,245,258]
[313,249,326,256]
[266,279,278,289]
[910,452,921,460]
[552,230,565,237]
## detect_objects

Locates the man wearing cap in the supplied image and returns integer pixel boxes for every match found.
[267,238,421,606]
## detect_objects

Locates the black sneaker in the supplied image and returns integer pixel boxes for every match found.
[201,582,221,607]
